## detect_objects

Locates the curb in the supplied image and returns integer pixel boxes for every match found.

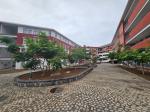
[14,67,93,87]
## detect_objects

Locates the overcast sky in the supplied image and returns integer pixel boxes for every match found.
[0,0,128,46]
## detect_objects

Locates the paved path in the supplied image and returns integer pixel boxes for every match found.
[0,63,150,112]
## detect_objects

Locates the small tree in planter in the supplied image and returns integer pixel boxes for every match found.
[130,50,139,68]
[121,50,135,66]
[68,54,75,66]
[71,48,87,65]
[23,59,40,79]
[0,33,67,78]
[49,57,62,71]
[136,49,150,75]
[116,49,138,67]
[91,56,97,65]
[48,46,66,72]
[108,52,118,63]
[25,32,58,71]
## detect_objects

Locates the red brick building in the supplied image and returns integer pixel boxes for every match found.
[83,44,113,63]
[112,0,150,51]
[0,21,79,69]
[98,44,112,54]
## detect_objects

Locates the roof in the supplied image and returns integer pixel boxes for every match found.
[82,43,112,49]
[99,43,112,48]
[0,21,80,47]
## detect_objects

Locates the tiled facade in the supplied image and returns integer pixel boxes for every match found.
[112,0,150,50]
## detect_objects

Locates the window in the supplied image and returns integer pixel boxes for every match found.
[57,34,61,40]
[23,28,32,34]
[51,31,56,37]
[62,38,65,42]
[33,30,39,35]
[49,31,51,36]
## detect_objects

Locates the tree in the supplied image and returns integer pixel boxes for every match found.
[68,54,75,65]
[0,32,67,78]
[48,45,66,71]
[108,52,118,63]
[24,32,66,72]
[118,50,136,66]
[136,49,150,74]
[49,57,62,71]
[70,48,87,64]
[23,59,40,79]
[113,48,150,75]
[91,56,97,64]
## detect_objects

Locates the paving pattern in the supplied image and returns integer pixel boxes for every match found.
[0,63,150,112]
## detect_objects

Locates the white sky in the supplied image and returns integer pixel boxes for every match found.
[0,0,128,46]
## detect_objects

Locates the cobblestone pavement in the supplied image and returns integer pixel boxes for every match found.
[0,63,150,112]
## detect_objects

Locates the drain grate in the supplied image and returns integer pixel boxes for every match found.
[50,87,63,94]
[0,95,9,102]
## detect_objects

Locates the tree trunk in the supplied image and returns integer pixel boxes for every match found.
[29,69,32,80]
[41,60,45,76]
[141,62,145,75]
[134,61,137,68]
[48,64,51,71]
[127,61,129,67]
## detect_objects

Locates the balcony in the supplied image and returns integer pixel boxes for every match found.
[125,0,150,33]
[131,38,150,49]
[128,12,150,39]
[126,24,150,45]
[124,0,139,22]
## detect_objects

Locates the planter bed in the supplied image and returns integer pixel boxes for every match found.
[119,65,150,81]
[14,67,93,87]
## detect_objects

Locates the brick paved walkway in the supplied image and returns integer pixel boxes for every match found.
[0,63,150,112]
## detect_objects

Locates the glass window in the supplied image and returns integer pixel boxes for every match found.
[23,28,32,34]
[51,31,56,37]
[33,30,39,35]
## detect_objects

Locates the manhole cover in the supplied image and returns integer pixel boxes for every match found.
[50,87,63,93]
[0,95,9,102]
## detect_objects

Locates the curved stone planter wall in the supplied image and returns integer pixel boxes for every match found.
[14,67,93,87]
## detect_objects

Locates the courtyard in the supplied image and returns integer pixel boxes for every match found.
[0,63,150,112]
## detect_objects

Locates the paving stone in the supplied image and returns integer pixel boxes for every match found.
[0,63,150,112]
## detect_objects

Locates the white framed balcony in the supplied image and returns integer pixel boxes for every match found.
[124,0,137,22]
[126,24,150,45]
[125,0,150,33]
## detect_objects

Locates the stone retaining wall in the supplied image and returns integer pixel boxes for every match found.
[14,67,93,87]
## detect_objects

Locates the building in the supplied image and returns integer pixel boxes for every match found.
[83,44,113,63]
[83,0,150,63]
[97,44,112,54]
[83,46,99,58]
[112,0,150,51]
[0,21,80,69]
[97,44,112,62]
